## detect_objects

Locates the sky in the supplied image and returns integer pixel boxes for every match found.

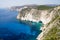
[0,0,60,8]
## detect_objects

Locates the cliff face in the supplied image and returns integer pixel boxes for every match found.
[17,6,60,40]
[17,6,56,24]
[37,6,60,40]
[17,6,60,24]
[17,8,50,24]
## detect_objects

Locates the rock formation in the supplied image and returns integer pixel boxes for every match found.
[37,6,60,40]
[17,6,60,40]
[17,6,54,24]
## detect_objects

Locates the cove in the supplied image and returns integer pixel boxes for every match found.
[0,9,43,40]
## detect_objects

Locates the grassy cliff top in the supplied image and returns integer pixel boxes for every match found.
[37,5,55,10]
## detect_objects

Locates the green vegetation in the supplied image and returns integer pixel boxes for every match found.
[43,16,60,40]
[37,5,54,10]
[43,26,60,40]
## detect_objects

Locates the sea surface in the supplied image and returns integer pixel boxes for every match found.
[0,9,43,40]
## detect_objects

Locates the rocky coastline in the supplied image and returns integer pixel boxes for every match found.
[16,5,60,40]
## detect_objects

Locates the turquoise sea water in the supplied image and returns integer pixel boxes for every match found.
[0,9,43,40]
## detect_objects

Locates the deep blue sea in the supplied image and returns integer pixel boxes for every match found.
[0,9,43,40]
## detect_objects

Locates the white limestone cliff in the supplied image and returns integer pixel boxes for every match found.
[17,8,52,24]
[17,6,60,40]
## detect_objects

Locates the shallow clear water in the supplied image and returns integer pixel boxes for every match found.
[0,9,43,40]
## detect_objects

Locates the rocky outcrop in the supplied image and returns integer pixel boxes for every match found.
[17,6,60,40]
